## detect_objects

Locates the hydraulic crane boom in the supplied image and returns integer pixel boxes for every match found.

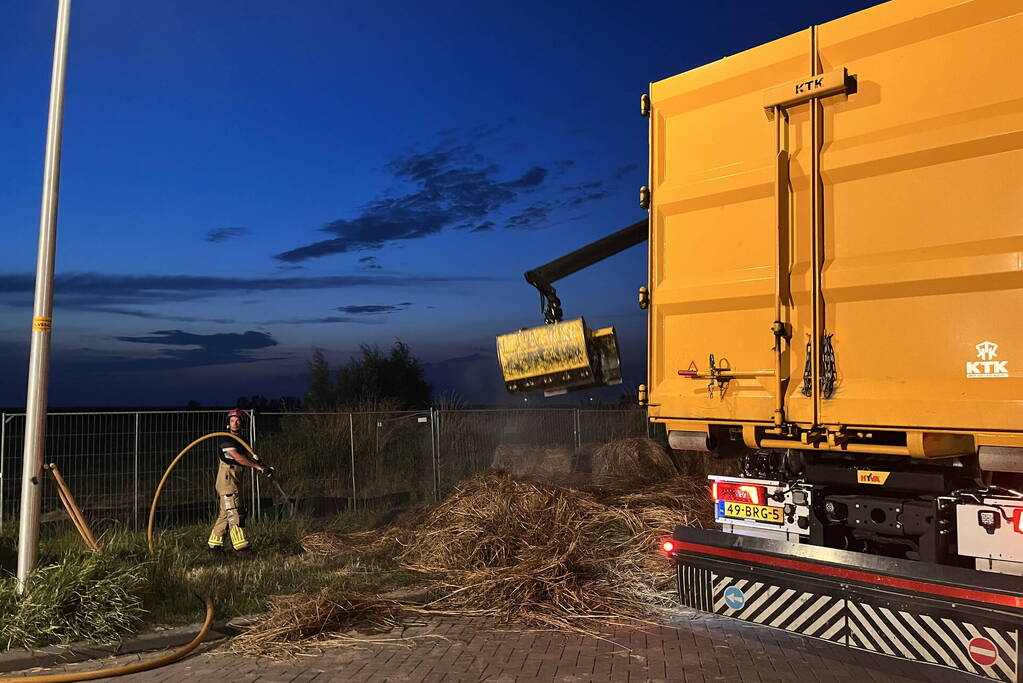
[496,218,648,396]
[525,218,648,324]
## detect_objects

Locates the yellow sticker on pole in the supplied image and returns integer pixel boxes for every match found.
[32,316,52,332]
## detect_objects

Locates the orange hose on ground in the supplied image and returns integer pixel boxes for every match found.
[0,597,214,683]
[0,432,256,681]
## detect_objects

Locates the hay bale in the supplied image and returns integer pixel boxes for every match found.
[491,444,575,480]
[591,438,678,485]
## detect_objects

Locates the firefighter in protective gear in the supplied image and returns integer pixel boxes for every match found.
[207,409,273,552]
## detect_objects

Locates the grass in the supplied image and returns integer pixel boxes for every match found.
[0,510,425,650]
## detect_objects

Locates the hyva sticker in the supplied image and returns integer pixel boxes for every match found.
[966,341,1009,379]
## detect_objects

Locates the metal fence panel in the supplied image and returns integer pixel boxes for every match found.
[354,411,433,509]
[0,407,655,535]
[136,411,231,530]
[577,409,650,446]
[255,412,355,516]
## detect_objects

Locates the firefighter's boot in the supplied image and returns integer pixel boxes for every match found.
[207,528,225,553]
[229,525,250,551]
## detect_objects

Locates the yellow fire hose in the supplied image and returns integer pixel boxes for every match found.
[147,432,262,554]
[0,602,214,683]
[0,432,260,682]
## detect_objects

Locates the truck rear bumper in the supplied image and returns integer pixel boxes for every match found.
[669,527,1023,682]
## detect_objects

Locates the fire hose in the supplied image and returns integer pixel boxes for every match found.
[0,432,286,682]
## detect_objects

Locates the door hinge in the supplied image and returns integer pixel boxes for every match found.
[640,93,651,117]
[639,185,650,210]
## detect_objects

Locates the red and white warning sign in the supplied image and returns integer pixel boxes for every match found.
[968,636,999,667]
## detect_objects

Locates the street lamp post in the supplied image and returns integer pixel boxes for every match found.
[17,0,73,592]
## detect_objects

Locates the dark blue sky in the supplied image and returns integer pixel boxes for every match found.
[0,0,880,407]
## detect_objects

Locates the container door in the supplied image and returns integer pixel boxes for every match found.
[816,0,1023,431]
[647,30,813,425]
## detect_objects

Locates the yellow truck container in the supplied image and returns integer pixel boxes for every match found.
[643,5,1023,677]
[645,0,1023,462]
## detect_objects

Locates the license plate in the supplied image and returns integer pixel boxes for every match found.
[718,500,784,525]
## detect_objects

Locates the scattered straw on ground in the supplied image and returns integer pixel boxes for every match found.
[249,443,725,654]
[228,589,413,658]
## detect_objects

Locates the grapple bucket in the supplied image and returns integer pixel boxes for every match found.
[496,318,622,396]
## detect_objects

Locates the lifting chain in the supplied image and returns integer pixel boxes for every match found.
[538,285,563,324]
[801,332,837,398]
[800,336,813,397]
[821,333,837,399]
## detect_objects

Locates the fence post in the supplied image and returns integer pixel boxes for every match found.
[133,412,139,531]
[0,413,5,529]
[249,410,260,521]
[430,407,439,503]
[573,408,580,451]
[348,413,356,511]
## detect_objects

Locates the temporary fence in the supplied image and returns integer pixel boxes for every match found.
[0,407,661,535]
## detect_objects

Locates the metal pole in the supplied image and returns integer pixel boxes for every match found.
[17,0,72,592]
[133,412,139,531]
[430,408,438,503]
[348,413,356,511]
[0,414,6,529]
[250,410,260,521]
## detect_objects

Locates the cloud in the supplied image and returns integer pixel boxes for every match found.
[503,166,547,188]
[0,272,496,308]
[274,144,551,262]
[258,316,384,325]
[336,302,412,315]
[502,179,611,230]
[111,329,281,369]
[614,163,639,180]
[506,202,555,230]
[569,190,610,206]
[561,180,611,207]
[358,256,383,270]
[204,227,250,243]
[469,221,495,233]
[118,329,274,349]
[77,306,237,324]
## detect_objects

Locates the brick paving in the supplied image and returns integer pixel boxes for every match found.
[4,610,983,682]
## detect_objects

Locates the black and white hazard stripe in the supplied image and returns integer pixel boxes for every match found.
[678,563,713,612]
[680,565,1019,682]
[711,574,846,643]
[847,601,1018,683]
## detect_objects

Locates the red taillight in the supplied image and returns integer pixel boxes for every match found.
[1013,509,1023,534]
[662,540,675,553]
[712,481,767,506]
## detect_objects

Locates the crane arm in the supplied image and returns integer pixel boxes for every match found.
[524,218,648,323]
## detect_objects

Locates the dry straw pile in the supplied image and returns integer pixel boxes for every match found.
[230,590,407,657]
[233,438,724,656]
[395,470,711,628]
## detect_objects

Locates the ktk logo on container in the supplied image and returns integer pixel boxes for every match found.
[966,341,1009,378]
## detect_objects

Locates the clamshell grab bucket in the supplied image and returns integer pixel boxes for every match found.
[496,318,622,396]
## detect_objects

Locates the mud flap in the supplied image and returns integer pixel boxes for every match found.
[670,527,1022,683]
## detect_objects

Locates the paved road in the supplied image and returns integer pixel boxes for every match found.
[5,611,982,682]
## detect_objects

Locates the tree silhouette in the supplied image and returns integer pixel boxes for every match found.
[305,340,432,410]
